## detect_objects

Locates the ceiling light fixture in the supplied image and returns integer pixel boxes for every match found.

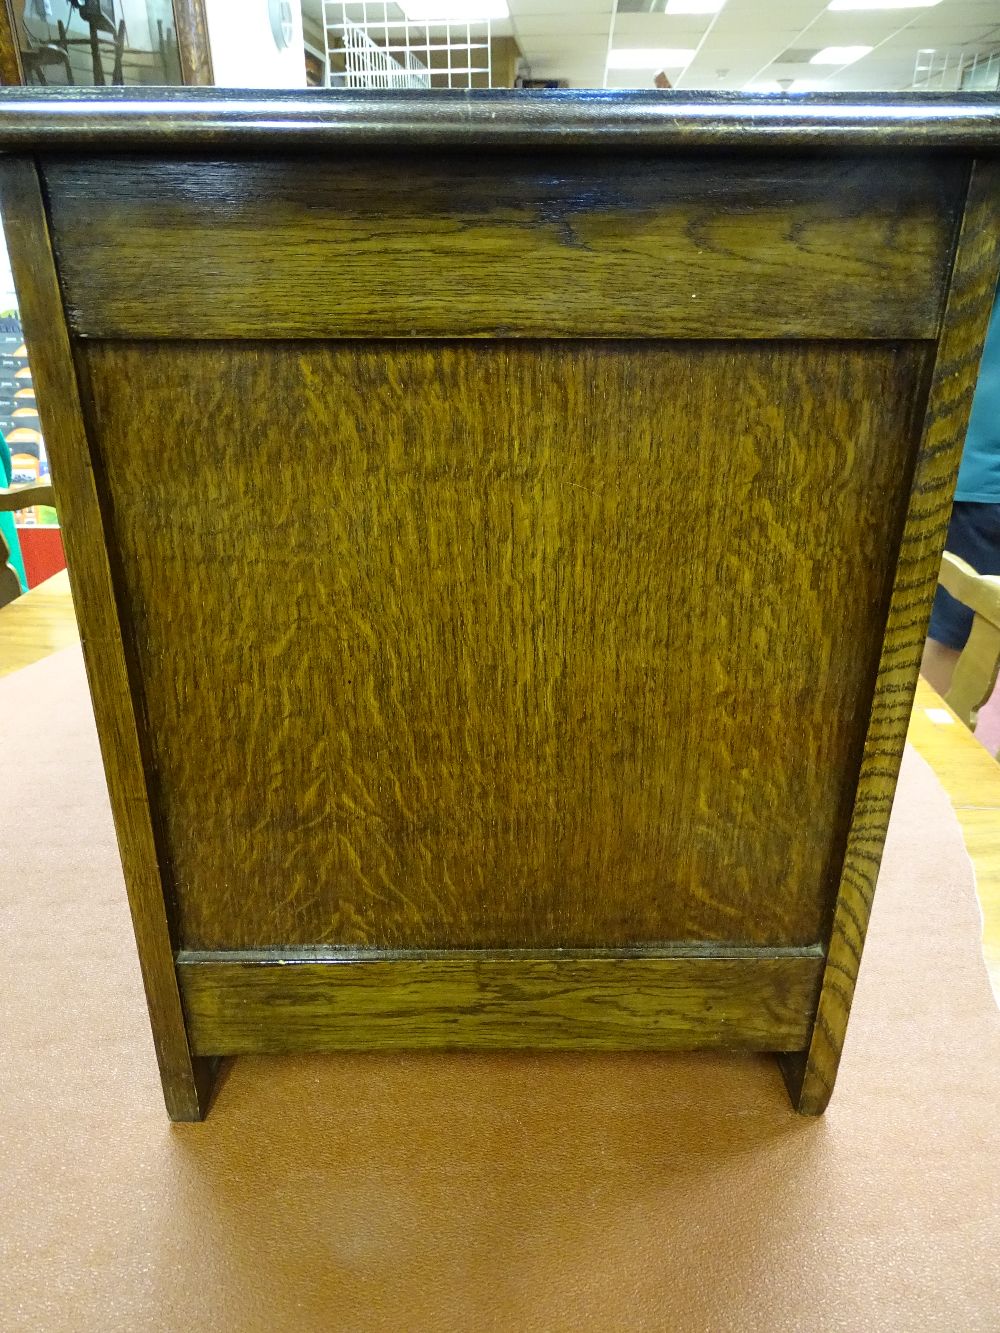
[664,0,726,14]
[606,47,696,69]
[810,45,873,66]
[827,0,939,9]
[399,0,509,20]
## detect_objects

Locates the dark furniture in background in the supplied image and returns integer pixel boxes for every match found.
[2,88,998,1121]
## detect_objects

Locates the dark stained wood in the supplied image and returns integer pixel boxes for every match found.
[780,158,1000,1115]
[0,480,55,510]
[0,157,217,1121]
[78,338,929,954]
[4,94,997,1119]
[45,155,963,341]
[0,0,23,86]
[0,549,19,607]
[173,0,214,86]
[0,87,999,150]
[0,482,56,609]
[177,948,825,1055]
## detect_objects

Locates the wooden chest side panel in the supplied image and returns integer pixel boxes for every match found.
[78,338,930,952]
[45,154,965,341]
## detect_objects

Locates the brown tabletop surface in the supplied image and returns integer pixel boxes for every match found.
[1,643,999,1331]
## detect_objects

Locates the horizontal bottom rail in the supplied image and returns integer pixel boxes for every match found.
[177,947,824,1056]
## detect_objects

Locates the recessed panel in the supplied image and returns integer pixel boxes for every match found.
[80,339,929,950]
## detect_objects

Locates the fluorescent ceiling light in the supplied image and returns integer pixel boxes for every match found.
[399,0,508,19]
[789,78,823,91]
[810,45,873,65]
[828,0,939,8]
[606,48,696,69]
[664,0,725,13]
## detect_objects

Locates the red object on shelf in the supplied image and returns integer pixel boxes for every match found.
[17,525,65,588]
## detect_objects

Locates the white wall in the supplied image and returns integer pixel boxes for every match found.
[204,0,306,88]
[0,227,16,314]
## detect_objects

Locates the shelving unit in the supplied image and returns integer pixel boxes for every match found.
[322,1,492,89]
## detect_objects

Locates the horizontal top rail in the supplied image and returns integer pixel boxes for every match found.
[0,87,998,151]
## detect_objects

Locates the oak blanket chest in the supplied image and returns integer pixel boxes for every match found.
[3,87,999,1118]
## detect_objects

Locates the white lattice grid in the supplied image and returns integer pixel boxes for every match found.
[911,48,1000,92]
[323,2,492,89]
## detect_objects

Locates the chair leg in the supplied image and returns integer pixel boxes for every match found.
[946,613,1000,731]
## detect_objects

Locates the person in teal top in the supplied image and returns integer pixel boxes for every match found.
[923,287,1000,695]
[0,430,28,595]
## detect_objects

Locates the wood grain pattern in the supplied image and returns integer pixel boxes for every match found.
[0,0,23,87]
[781,158,1000,1116]
[0,158,217,1121]
[44,154,963,341]
[79,338,929,954]
[7,97,994,1119]
[177,949,824,1055]
[173,0,214,87]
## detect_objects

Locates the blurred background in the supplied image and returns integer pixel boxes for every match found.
[0,0,996,93]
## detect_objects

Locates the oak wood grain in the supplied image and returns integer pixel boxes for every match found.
[0,0,23,87]
[781,158,1000,1115]
[7,97,995,1118]
[177,949,824,1055]
[79,337,929,954]
[44,154,963,341]
[173,0,214,87]
[0,157,217,1121]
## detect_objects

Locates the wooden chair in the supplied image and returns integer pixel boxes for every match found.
[55,10,126,87]
[939,550,1000,730]
[0,480,55,607]
[18,40,74,86]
